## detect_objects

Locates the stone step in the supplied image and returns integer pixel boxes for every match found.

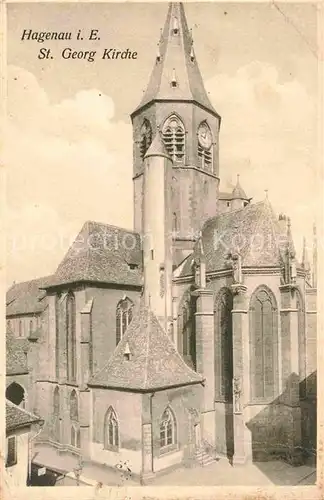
[195,449,217,467]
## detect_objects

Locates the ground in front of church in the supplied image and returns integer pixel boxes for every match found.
[33,444,316,487]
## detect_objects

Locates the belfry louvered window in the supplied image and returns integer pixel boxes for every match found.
[197,122,213,172]
[116,297,134,345]
[162,115,185,162]
[140,119,152,159]
[198,145,212,170]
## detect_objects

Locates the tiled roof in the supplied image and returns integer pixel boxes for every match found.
[6,276,51,316]
[132,3,218,116]
[6,399,42,432]
[232,178,248,200]
[144,131,171,159]
[88,302,203,391]
[6,330,29,376]
[45,221,143,288]
[180,200,287,277]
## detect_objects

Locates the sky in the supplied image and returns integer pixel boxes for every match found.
[5,1,319,286]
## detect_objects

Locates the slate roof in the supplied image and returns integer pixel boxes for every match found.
[144,131,171,159]
[6,399,42,432]
[6,276,51,316]
[232,178,248,200]
[6,330,29,376]
[44,221,143,288]
[132,3,218,116]
[180,200,288,277]
[88,302,203,391]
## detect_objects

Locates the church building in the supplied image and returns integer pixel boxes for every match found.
[6,2,317,483]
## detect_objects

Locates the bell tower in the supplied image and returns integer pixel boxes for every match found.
[131,2,221,264]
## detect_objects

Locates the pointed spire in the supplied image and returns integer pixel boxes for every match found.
[144,131,172,160]
[286,217,296,258]
[196,230,205,261]
[232,174,248,200]
[132,2,218,116]
[302,237,310,269]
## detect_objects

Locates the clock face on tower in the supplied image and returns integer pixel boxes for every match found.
[198,122,212,150]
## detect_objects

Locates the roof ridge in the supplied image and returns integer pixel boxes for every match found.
[83,219,140,236]
[152,309,203,381]
[7,274,53,291]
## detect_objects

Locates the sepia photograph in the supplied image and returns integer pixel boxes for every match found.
[3,0,320,492]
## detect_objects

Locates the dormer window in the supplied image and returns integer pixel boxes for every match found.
[171,68,178,88]
[172,17,179,34]
[128,263,138,271]
[123,342,132,361]
[156,44,161,62]
[116,298,134,345]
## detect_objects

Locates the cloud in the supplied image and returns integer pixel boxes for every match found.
[6,65,133,284]
[5,62,318,284]
[206,61,318,255]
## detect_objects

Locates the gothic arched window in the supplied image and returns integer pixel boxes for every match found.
[70,390,78,421]
[162,115,185,162]
[55,295,60,379]
[214,288,233,401]
[70,390,80,448]
[53,386,60,442]
[116,298,134,345]
[140,119,152,159]
[54,386,60,416]
[179,292,196,370]
[197,121,213,172]
[249,286,278,401]
[297,289,306,398]
[172,212,178,234]
[66,292,76,381]
[104,407,119,449]
[160,407,177,449]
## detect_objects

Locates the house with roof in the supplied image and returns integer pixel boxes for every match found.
[5,399,43,487]
[6,2,317,484]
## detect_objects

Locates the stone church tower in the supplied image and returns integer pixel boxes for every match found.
[131,2,221,267]
[6,1,317,483]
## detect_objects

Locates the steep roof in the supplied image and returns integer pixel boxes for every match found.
[180,200,287,277]
[6,276,51,316]
[44,221,143,288]
[144,131,171,159]
[6,330,29,376]
[232,175,248,200]
[6,399,42,432]
[132,2,218,116]
[88,302,203,391]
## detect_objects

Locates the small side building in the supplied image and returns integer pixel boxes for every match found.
[5,399,43,487]
[88,302,204,483]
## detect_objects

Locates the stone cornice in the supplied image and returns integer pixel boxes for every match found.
[174,266,282,284]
